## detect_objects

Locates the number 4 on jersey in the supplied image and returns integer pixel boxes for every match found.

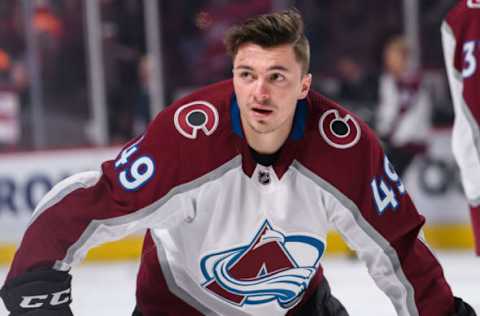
[115,136,155,191]
[370,156,406,214]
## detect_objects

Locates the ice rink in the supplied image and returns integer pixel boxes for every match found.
[0,251,478,315]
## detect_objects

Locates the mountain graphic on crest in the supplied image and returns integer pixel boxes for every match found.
[204,221,298,305]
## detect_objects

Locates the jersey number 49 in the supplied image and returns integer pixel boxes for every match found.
[370,156,406,214]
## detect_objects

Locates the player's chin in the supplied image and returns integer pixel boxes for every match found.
[249,114,270,124]
[250,122,276,134]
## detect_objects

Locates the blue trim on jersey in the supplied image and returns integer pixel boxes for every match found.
[290,99,308,140]
[230,96,244,137]
[230,95,308,140]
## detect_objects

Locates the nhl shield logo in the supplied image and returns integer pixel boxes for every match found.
[200,220,325,309]
[258,170,271,185]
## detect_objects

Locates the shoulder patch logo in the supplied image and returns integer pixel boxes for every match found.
[200,220,324,309]
[468,0,480,8]
[174,101,219,139]
[319,109,361,149]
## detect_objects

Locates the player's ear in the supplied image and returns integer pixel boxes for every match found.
[299,73,312,99]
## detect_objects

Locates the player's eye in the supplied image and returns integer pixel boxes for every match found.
[269,72,286,82]
[239,71,256,81]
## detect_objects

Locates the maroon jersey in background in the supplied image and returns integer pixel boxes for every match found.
[442,0,480,255]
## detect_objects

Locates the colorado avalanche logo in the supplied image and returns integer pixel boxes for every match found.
[174,101,219,139]
[200,220,324,309]
[468,0,480,8]
[319,109,361,149]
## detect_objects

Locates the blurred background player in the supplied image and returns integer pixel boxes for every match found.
[441,0,480,255]
[375,35,433,177]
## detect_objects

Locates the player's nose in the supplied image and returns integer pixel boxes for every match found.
[252,78,270,102]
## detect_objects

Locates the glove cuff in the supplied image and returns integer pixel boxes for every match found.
[1,269,72,315]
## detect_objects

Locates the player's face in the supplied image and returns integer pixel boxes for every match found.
[233,43,311,137]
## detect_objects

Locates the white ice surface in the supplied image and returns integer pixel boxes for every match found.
[0,251,478,315]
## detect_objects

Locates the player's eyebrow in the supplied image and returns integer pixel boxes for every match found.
[234,65,291,72]
[234,65,254,71]
[267,65,290,72]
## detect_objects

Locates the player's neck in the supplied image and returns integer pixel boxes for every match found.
[243,122,292,154]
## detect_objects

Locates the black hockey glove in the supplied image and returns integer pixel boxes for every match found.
[0,269,73,316]
[292,278,349,316]
[452,297,477,316]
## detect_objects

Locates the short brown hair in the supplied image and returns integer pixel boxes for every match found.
[224,9,310,74]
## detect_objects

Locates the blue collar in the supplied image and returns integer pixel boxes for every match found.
[230,95,307,140]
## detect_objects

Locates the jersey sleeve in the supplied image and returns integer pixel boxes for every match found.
[6,112,185,281]
[326,129,455,316]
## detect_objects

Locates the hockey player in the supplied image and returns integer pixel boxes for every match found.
[1,9,476,316]
[376,35,432,177]
[441,0,480,256]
